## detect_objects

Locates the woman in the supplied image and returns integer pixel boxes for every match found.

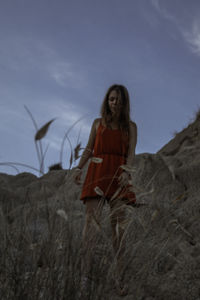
[74,84,137,296]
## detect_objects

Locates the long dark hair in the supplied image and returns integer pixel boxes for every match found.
[100,84,131,135]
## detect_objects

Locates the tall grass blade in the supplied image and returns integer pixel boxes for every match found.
[65,135,73,169]
[110,186,123,201]
[69,151,73,169]
[59,115,86,165]
[24,105,43,173]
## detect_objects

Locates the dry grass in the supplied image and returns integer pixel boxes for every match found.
[0,139,152,299]
[1,165,200,299]
[1,111,200,299]
[0,179,120,299]
[171,107,200,139]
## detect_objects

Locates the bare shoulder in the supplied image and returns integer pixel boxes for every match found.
[86,118,101,149]
[93,117,101,124]
[129,121,137,145]
[93,118,101,132]
[130,121,137,131]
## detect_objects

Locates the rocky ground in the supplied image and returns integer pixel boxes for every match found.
[0,113,200,300]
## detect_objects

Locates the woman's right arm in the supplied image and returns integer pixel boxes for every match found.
[77,118,99,169]
[74,118,99,184]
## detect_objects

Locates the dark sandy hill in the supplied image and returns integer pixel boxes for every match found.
[0,113,200,300]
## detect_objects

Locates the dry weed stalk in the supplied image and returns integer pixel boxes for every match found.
[168,219,194,240]
[59,115,85,165]
[74,142,81,161]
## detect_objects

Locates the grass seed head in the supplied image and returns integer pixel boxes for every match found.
[35,119,55,141]
[120,164,136,173]
[94,186,104,197]
[56,209,68,221]
[74,143,81,161]
[91,157,103,163]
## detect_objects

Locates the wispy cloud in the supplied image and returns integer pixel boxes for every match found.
[40,97,88,125]
[182,20,200,56]
[150,0,200,57]
[48,61,88,89]
[0,36,89,88]
[150,0,176,22]
[150,0,160,12]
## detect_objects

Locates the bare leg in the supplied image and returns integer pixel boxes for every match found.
[109,199,128,295]
[81,197,104,277]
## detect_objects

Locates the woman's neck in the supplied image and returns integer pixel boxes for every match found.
[111,113,120,123]
[109,116,120,129]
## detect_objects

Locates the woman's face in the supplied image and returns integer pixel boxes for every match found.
[108,89,122,116]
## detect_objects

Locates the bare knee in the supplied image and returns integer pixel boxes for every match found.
[83,197,103,238]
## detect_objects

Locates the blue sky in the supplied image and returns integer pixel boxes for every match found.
[0,0,200,175]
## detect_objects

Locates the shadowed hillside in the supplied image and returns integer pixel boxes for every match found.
[0,113,200,300]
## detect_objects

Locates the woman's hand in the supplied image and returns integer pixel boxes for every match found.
[118,171,129,187]
[73,168,82,185]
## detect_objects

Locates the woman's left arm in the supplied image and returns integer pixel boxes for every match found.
[118,122,137,186]
[126,121,137,166]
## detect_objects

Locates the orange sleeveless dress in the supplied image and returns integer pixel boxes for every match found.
[80,121,136,205]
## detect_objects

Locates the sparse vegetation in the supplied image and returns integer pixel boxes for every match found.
[0,110,200,299]
[0,106,83,175]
